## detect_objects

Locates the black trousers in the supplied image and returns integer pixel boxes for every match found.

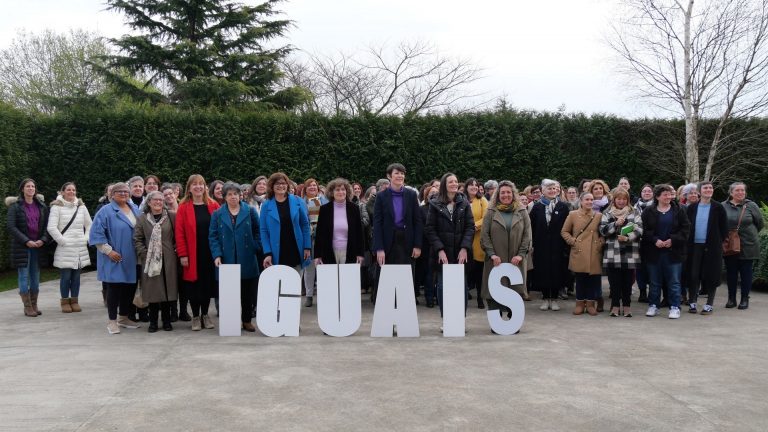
[688,244,718,306]
[148,301,171,324]
[606,268,633,308]
[241,278,256,323]
[106,282,137,320]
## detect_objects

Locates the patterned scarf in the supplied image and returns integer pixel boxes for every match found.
[609,204,632,219]
[592,195,609,212]
[496,203,515,213]
[144,211,167,277]
[541,196,558,224]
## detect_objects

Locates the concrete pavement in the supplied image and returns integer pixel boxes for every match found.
[1,271,767,432]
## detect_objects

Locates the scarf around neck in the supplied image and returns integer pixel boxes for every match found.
[144,211,168,277]
[592,195,608,212]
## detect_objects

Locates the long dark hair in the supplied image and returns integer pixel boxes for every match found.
[437,172,458,204]
[464,177,482,201]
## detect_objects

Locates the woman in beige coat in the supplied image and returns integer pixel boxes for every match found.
[134,191,179,332]
[480,181,531,315]
[561,192,604,316]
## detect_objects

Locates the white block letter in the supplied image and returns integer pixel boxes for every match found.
[256,265,301,337]
[442,264,465,337]
[371,264,420,337]
[486,263,525,335]
[218,264,242,337]
[316,264,361,337]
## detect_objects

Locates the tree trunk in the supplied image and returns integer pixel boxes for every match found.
[682,0,699,183]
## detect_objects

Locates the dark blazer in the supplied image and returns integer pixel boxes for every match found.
[686,201,728,283]
[529,199,570,290]
[372,186,423,253]
[640,201,691,264]
[315,201,365,264]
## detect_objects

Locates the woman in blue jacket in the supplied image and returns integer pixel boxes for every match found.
[90,182,142,334]
[209,182,262,332]
[259,173,312,273]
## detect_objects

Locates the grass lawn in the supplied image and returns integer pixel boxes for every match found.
[0,268,61,293]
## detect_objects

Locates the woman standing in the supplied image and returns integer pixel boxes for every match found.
[561,192,605,316]
[176,174,220,331]
[685,181,727,314]
[248,176,268,216]
[47,182,92,313]
[134,191,178,332]
[6,179,50,317]
[260,173,312,273]
[722,182,764,310]
[314,178,365,267]
[424,173,475,319]
[209,183,261,332]
[480,181,531,314]
[634,183,655,303]
[530,179,570,311]
[90,182,141,334]
[209,180,225,206]
[590,179,611,212]
[641,184,690,319]
[599,188,643,317]
[464,178,488,309]
[416,184,439,307]
[301,178,329,307]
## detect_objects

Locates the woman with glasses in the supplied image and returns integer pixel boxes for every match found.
[260,172,311,273]
[90,182,141,334]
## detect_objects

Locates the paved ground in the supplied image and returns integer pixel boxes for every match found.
[1,271,767,432]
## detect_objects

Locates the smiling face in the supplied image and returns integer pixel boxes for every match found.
[305,181,319,198]
[619,178,630,190]
[658,190,674,206]
[580,193,594,209]
[641,186,653,200]
[730,184,746,202]
[112,186,130,205]
[130,180,144,198]
[333,185,347,203]
[148,195,164,213]
[352,184,362,197]
[566,187,578,201]
[388,169,405,189]
[22,181,36,199]
[542,185,558,200]
[446,175,459,195]
[62,184,77,202]
[190,180,205,199]
[256,179,267,195]
[498,186,514,205]
[145,178,158,193]
[591,183,604,199]
[213,183,223,200]
[467,182,479,197]
[163,189,176,206]
[518,195,529,206]
[700,183,714,199]
[613,196,628,209]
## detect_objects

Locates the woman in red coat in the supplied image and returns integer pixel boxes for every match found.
[175,174,220,331]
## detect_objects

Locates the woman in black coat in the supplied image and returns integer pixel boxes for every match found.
[6,178,50,317]
[314,178,365,266]
[424,173,475,318]
[685,181,728,314]
[529,179,571,311]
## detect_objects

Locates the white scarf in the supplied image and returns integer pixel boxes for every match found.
[144,211,167,277]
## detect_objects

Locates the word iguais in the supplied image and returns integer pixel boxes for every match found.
[217,263,526,337]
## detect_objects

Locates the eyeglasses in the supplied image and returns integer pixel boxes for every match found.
[113,190,130,195]
[274,182,288,187]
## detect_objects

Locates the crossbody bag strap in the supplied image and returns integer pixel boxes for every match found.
[59,205,81,236]
[735,204,747,230]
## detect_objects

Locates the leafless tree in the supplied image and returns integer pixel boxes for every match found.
[280,41,484,116]
[0,29,109,114]
[609,0,768,183]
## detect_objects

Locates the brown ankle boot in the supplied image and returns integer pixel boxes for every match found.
[69,297,82,312]
[586,300,598,316]
[60,298,73,313]
[30,292,42,315]
[20,294,37,317]
[573,300,586,315]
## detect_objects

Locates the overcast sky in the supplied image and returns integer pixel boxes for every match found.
[0,0,659,117]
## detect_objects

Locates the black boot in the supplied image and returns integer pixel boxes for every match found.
[170,302,178,322]
[737,294,749,310]
[638,287,648,303]
[161,302,173,330]
[148,304,159,333]
[178,297,192,321]
[138,307,150,322]
[726,293,737,308]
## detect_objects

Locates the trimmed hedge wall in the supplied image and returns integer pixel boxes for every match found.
[2,105,767,272]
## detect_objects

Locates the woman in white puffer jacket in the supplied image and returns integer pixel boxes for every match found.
[47,182,92,313]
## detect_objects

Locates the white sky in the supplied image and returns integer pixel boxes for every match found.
[0,0,659,117]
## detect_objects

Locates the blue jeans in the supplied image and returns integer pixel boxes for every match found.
[724,256,755,298]
[17,249,40,295]
[60,268,82,298]
[647,252,682,308]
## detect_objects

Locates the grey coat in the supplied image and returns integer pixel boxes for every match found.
[133,212,179,303]
[722,199,764,260]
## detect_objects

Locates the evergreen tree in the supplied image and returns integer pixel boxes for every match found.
[99,0,307,108]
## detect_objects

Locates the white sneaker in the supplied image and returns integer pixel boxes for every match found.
[539,300,550,311]
[669,307,681,319]
[645,305,659,317]
[550,300,560,311]
[107,320,120,334]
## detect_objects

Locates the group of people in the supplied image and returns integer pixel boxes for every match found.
[5,165,763,335]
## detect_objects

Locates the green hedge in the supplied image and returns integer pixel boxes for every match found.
[1,105,767,272]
